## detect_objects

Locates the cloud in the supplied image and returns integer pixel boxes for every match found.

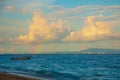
[0,38,3,42]
[47,5,63,10]
[20,8,27,13]
[0,38,4,43]
[48,5,120,21]
[63,15,120,42]
[5,5,16,11]
[10,11,70,44]
[4,0,55,14]
[50,5,120,15]
[8,48,15,52]
[0,48,4,53]
[5,5,28,14]
[0,48,15,53]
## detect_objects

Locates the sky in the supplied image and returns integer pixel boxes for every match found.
[0,0,120,53]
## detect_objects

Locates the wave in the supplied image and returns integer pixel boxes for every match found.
[0,67,80,80]
[35,70,80,80]
[112,65,120,69]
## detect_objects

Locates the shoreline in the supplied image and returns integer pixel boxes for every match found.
[0,72,39,80]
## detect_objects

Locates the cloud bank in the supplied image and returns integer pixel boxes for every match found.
[11,11,70,44]
[9,11,120,44]
[63,15,120,42]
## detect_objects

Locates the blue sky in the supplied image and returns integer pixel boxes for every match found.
[0,0,120,53]
[53,0,120,7]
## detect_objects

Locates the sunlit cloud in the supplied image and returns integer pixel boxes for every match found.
[0,48,15,53]
[10,11,70,44]
[63,15,120,42]
[5,5,16,11]
[5,5,28,14]
[8,48,15,52]
[8,13,120,44]
[0,48,4,53]
[20,8,27,13]
[3,0,55,14]
[0,38,4,43]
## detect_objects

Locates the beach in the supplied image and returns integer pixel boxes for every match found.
[0,72,38,80]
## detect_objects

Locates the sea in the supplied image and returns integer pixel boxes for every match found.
[0,53,120,80]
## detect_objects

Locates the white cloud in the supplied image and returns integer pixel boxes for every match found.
[63,15,120,42]
[48,5,120,21]
[47,5,63,10]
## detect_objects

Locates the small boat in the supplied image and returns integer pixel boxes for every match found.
[11,56,31,60]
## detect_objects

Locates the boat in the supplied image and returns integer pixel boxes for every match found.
[11,56,31,60]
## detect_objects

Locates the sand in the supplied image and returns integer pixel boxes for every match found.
[0,72,39,80]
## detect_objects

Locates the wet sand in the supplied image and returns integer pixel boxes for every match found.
[0,72,39,80]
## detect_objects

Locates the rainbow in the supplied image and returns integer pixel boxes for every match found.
[30,40,44,53]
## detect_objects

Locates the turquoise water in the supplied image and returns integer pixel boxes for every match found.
[0,53,120,80]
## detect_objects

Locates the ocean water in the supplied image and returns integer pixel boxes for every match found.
[0,53,120,80]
